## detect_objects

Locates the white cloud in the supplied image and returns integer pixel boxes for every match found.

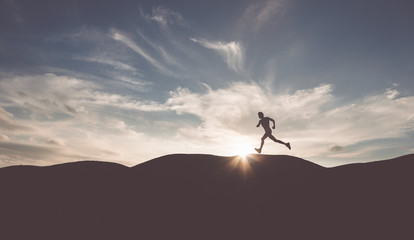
[0,73,94,117]
[163,83,331,147]
[241,0,286,31]
[190,38,244,73]
[0,73,173,166]
[385,88,399,99]
[166,83,332,131]
[162,83,414,163]
[0,73,168,118]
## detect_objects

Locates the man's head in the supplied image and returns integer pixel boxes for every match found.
[258,112,264,119]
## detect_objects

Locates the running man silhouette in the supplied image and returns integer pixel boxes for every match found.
[255,112,291,153]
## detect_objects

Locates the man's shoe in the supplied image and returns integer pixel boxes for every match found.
[255,148,261,154]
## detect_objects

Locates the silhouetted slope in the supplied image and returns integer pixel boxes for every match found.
[0,154,413,240]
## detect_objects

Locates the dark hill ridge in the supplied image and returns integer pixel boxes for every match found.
[0,154,413,240]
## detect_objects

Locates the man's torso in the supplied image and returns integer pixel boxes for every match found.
[260,117,271,131]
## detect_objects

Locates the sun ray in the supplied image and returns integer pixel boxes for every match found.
[227,154,255,178]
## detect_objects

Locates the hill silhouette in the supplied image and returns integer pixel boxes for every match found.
[0,154,413,240]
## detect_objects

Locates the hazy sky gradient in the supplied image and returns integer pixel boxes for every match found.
[1,0,413,167]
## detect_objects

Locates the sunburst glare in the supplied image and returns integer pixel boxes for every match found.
[228,154,255,178]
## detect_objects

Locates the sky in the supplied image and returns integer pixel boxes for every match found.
[0,0,413,167]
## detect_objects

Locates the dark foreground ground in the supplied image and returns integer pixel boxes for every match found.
[1,154,413,240]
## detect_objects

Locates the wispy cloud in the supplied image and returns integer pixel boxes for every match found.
[75,56,152,91]
[110,29,172,75]
[190,38,244,73]
[0,107,32,132]
[0,73,168,123]
[140,6,186,28]
[0,141,63,166]
[135,29,185,70]
[240,0,286,32]
[54,26,109,44]
[80,56,142,75]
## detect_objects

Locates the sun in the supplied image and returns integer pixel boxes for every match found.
[237,149,250,158]
[233,144,253,158]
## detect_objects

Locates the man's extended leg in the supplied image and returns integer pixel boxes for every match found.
[255,134,268,153]
[269,135,291,150]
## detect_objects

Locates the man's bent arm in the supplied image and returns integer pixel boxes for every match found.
[256,121,261,127]
[269,118,275,128]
